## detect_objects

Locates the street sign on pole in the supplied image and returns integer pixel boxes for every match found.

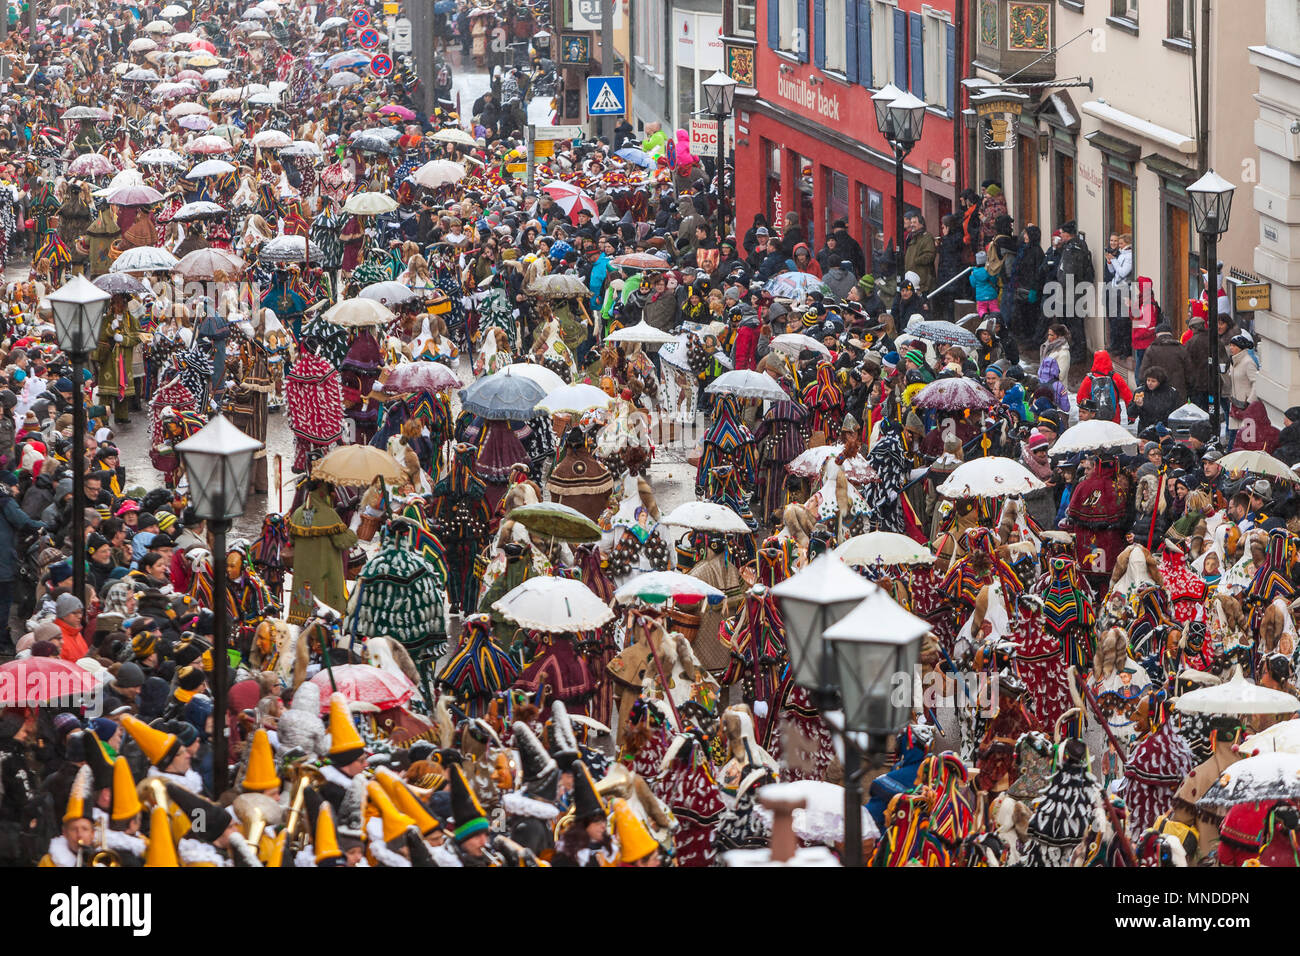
[390,17,412,53]
[689,119,719,158]
[534,124,584,140]
[586,75,625,116]
[352,7,371,28]
[369,53,394,77]
[358,27,381,49]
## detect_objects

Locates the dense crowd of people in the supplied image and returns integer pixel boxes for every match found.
[0,0,1298,871]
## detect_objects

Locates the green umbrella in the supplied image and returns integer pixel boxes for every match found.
[507,502,603,543]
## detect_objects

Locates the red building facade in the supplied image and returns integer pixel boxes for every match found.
[730,0,962,263]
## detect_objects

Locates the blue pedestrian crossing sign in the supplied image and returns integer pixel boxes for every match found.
[586,75,625,116]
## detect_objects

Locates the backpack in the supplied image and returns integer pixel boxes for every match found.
[985,240,1006,278]
[1087,373,1119,422]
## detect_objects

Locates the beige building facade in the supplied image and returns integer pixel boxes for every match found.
[967,0,1264,355]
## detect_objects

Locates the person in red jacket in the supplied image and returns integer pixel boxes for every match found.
[1075,350,1133,423]
[731,306,761,371]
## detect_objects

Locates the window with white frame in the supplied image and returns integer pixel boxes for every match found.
[735,0,757,36]
[1168,0,1193,39]
[1111,0,1138,23]
[923,10,950,111]
[650,0,663,73]
[824,0,848,72]
[871,1,894,88]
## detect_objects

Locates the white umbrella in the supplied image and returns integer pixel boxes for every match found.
[757,780,881,846]
[834,532,936,568]
[127,37,158,53]
[168,101,206,117]
[534,383,613,415]
[186,158,236,178]
[245,90,282,106]
[342,191,399,216]
[410,159,466,189]
[326,70,362,88]
[492,577,614,632]
[1196,752,1300,810]
[171,200,226,221]
[661,501,753,534]
[1219,449,1298,483]
[123,67,161,81]
[110,246,180,273]
[137,147,187,167]
[250,128,291,148]
[143,20,175,34]
[786,445,872,484]
[320,15,348,29]
[770,332,831,359]
[321,298,395,327]
[615,571,725,605]
[259,235,323,263]
[492,363,565,395]
[169,31,199,45]
[935,457,1046,498]
[431,127,478,147]
[1238,719,1300,757]
[160,4,189,17]
[184,135,235,155]
[202,67,232,82]
[605,320,679,345]
[281,140,322,158]
[1049,419,1140,457]
[359,281,418,307]
[1175,665,1300,715]
[706,369,790,402]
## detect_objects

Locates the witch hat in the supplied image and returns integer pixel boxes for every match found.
[241,728,281,792]
[386,777,442,837]
[570,760,607,824]
[513,721,558,801]
[545,700,580,771]
[83,730,114,790]
[165,783,233,844]
[611,798,659,864]
[110,757,143,823]
[63,765,94,824]
[366,781,416,844]
[121,714,181,769]
[326,692,366,765]
[143,806,180,867]
[448,763,490,843]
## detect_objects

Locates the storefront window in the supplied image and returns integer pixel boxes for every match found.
[1162,187,1194,334]
[1017,132,1039,227]
[859,184,885,262]
[824,169,850,237]
[791,152,816,245]
[676,66,696,131]
[1053,146,1075,227]
[1106,158,1135,254]
[735,0,757,36]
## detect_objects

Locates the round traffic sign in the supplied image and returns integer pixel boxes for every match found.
[358,27,380,49]
[351,8,371,28]
[369,53,393,77]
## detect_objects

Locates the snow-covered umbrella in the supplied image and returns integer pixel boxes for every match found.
[349,132,394,155]
[280,140,322,158]
[534,383,613,415]
[169,31,198,45]
[174,248,245,281]
[110,246,180,273]
[185,158,236,178]
[184,135,233,154]
[765,272,827,299]
[1175,665,1300,715]
[249,128,291,149]
[1195,752,1300,811]
[706,369,790,401]
[661,501,753,534]
[381,361,461,394]
[757,780,881,847]
[143,19,174,33]
[614,571,725,605]
[342,191,398,216]
[127,37,158,53]
[168,100,206,117]
[151,81,197,99]
[935,457,1046,498]
[326,70,363,88]
[604,320,679,345]
[245,90,282,106]
[308,664,414,713]
[526,273,590,299]
[834,531,936,568]
[258,235,323,263]
[1049,419,1140,458]
[171,200,226,221]
[786,444,872,483]
[492,576,614,632]
[320,298,394,327]
[410,159,466,189]
[178,115,213,131]
[1238,719,1300,757]
[903,318,980,349]
[123,67,161,82]
[1219,449,1298,483]
[359,281,417,307]
[93,273,150,296]
[105,184,165,206]
[460,374,547,420]
[492,363,564,395]
[770,332,830,359]
[202,67,232,82]
[61,106,112,122]
[431,127,478,147]
[68,153,117,177]
[320,16,348,30]
[913,376,997,412]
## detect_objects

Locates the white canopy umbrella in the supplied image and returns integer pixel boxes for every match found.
[605,320,679,345]
[492,577,614,632]
[492,363,565,395]
[534,383,613,415]
[834,532,936,568]
[342,191,399,216]
[1049,419,1140,457]
[661,501,753,534]
[706,369,790,402]
[936,457,1046,498]
[110,246,180,273]
[1176,665,1300,715]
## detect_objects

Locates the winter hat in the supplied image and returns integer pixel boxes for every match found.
[975,251,987,266]
[55,593,84,618]
[1230,333,1253,351]
[1027,433,1051,451]
[112,662,145,689]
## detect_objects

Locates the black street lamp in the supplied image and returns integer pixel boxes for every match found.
[177,413,263,796]
[1187,169,1236,439]
[872,86,928,269]
[702,70,738,245]
[47,275,110,607]
[771,556,878,866]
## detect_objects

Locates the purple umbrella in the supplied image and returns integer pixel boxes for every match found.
[383,361,462,394]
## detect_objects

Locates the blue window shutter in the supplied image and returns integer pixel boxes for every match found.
[946,23,956,113]
[814,0,826,69]
[845,0,858,82]
[856,0,872,87]
[893,7,906,88]
[909,12,924,97]
[767,0,779,49]
[798,0,809,62]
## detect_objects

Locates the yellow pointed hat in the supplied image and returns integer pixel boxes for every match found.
[110,757,143,822]
[611,798,658,865]
[121,714,181,769]
[241,729,281,792]
[326,693,366,759]
[144,806,179,867]
[387,779,441,837]
[63,765,94,824]
[367,782,416,844]
[314,802,343,865]
[266,829,288,868]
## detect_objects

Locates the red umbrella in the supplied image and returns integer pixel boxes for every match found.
[309,664,415,713]
[611,252,671,271]
[0,658,104,706]
[189,38,217,53]
[541,180,598,225]
[379,103,416,121]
